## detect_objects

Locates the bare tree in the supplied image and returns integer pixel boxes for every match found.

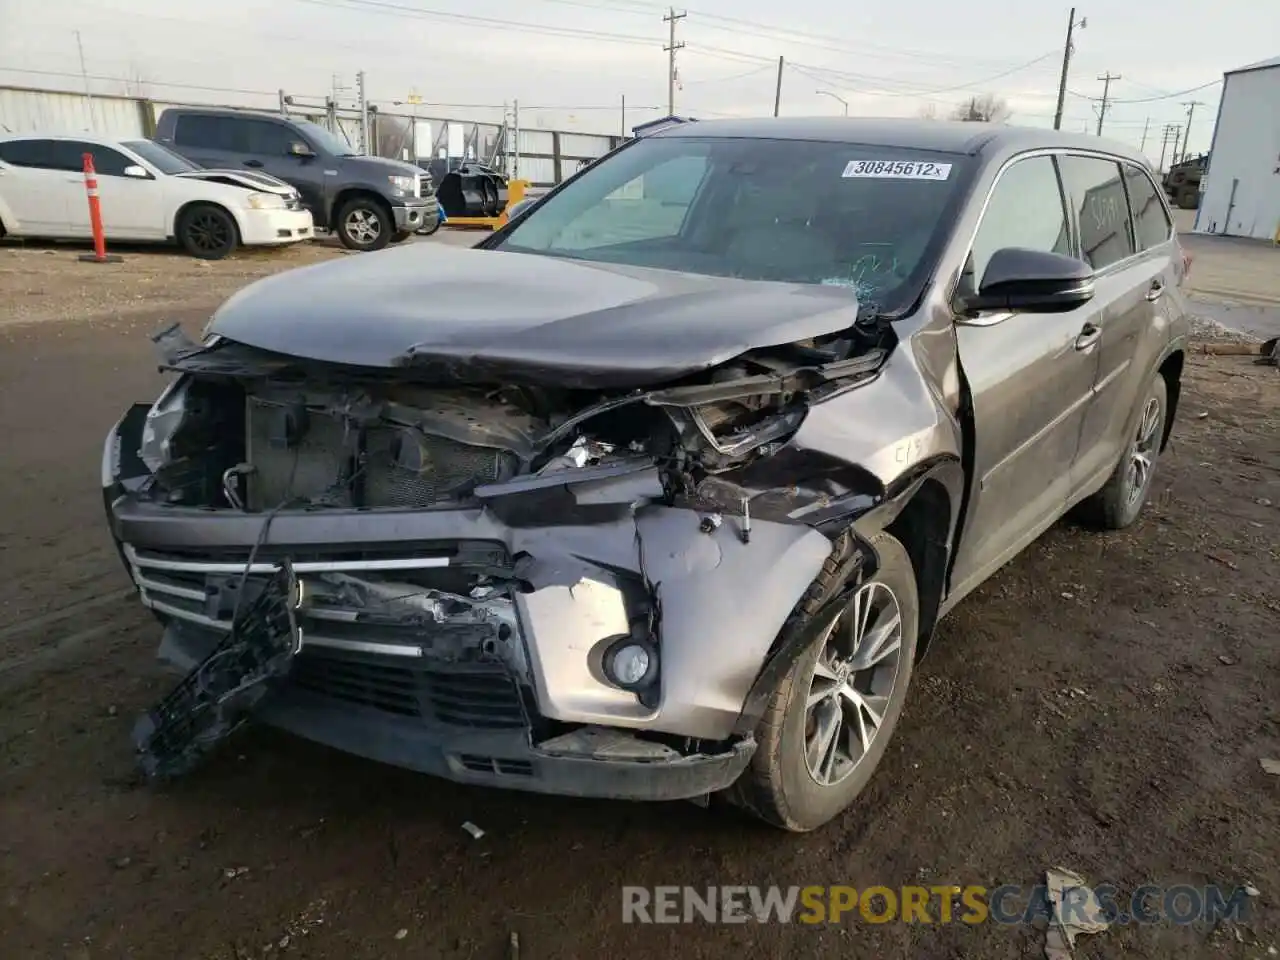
[917,103,938,121]
[951,94,1011,123]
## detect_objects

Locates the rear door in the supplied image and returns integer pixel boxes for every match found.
[61,141,168,240]
[0,138,76,234]
[1061,155,1172,495]
[169,114,242,170]
[949,153,1103,591]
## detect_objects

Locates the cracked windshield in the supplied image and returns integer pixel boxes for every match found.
[497,136,966,314]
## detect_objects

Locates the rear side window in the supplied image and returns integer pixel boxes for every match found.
[76,143,133,176]
[1059,155,1135,270]
[0,139,60,169]
[173,115,241,151]
[969,155,1071,285]
[1123,163,1172,251]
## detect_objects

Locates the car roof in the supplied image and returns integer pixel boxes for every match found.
[158,106,297,122]
[0,133,132,145]
[650,117,1149,166]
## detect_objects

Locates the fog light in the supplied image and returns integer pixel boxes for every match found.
[602,638,658,691]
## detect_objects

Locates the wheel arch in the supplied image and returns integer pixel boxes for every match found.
[1157,348,1184,453]
[330,188,392,230]
[171,199,243,243]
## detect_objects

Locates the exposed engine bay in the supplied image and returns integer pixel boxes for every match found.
[141,321,892,517]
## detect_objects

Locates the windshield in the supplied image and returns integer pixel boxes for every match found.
[295,120,358,157]
[493,135,969,315]
[122,139,199,175]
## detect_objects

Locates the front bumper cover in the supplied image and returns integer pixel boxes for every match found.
[104,406,833,797]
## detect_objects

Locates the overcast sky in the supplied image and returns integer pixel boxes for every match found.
[2,0,1275,161]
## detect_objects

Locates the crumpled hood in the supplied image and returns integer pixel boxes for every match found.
[174,169,296,195]
[206,243,860,388]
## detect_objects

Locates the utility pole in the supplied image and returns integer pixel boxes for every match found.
[1180,100,1204,163]
[513,98,520,180]
[621,93,626,138]
[663,7,686,116]
[1095,71,1121,135]
[1170,124,1182,169]
[773,56,784,116]
[1139,116,1150,151]
[73,29,96,129]
[355,70,368,154]
[1053,8,1086,130]
[1158,123,1180,172]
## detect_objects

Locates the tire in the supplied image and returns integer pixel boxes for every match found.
[729,530,919,832]
[1078,373,1168,530]
[1177,186,1199,210]
[415,214,442,237]
[390,229,414,244]
[176,204,238,260]
[335,196,393,252]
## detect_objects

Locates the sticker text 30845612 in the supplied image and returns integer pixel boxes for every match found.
[842,160,953,180]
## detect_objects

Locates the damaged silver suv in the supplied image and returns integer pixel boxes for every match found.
[103,118,1190,831]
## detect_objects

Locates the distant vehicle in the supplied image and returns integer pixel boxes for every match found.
[0,134,313,259]
[1163,154,1206,210]
[155,107,438,251]
[104,119,1191,832]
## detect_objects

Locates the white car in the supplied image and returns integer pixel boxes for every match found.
[0,134,314,259]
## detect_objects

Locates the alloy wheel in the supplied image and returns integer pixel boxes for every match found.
[345,208,382,246]
[804,580,905,787]
[1125,395,1162,506]
[188,212,230,253]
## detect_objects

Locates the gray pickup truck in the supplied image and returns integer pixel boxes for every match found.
[155,106,439,251]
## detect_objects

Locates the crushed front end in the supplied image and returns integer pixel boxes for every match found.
[103,324,888,800]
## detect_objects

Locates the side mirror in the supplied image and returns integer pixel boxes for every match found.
[506,197,537,221]
[288,141,314,158]
[122,165,150,179]
[965,247,1095,314]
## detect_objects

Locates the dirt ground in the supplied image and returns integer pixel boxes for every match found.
[1,236,1279,960]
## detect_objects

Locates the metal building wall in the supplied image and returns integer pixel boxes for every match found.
[1195,64,1280,241]
[0,87,144,138]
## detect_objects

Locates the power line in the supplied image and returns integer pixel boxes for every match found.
[290,0,658,45]
[1067,78,1220,104]
[0,65,278,98]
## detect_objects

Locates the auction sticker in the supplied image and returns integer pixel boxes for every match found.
[842,160,952,180]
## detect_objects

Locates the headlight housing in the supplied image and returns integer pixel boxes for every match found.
[246,192,286,210]
[387,175,416,197]
[138,379,189,472]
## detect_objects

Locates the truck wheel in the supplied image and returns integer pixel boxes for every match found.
[1078,373,1168,530]
[335,196,392,252]
[177,204,238,260]
[415,215,442,237]
[729,531,919,832]
[1177,186,1199,210]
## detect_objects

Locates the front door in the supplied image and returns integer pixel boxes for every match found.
[61,141,168,240]
[949,153,1103,594]
[241,119,325,218]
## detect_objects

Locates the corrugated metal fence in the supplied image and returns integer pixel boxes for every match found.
[0,85,621,187]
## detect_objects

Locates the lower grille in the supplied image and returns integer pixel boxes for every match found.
[290,647,527,729]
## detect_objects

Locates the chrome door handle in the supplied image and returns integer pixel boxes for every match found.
[1145,279,1166,301]
[1075,322,1102,350]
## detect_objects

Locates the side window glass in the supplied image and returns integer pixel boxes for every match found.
[76,144,132,177]
[245,121,294,156]
[0,139,59,169]
[174,115,238,151]
[1059,156,1136,269]
[970,155,1070,285]
[1123,163,1172,251]
[46,142,94,172]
